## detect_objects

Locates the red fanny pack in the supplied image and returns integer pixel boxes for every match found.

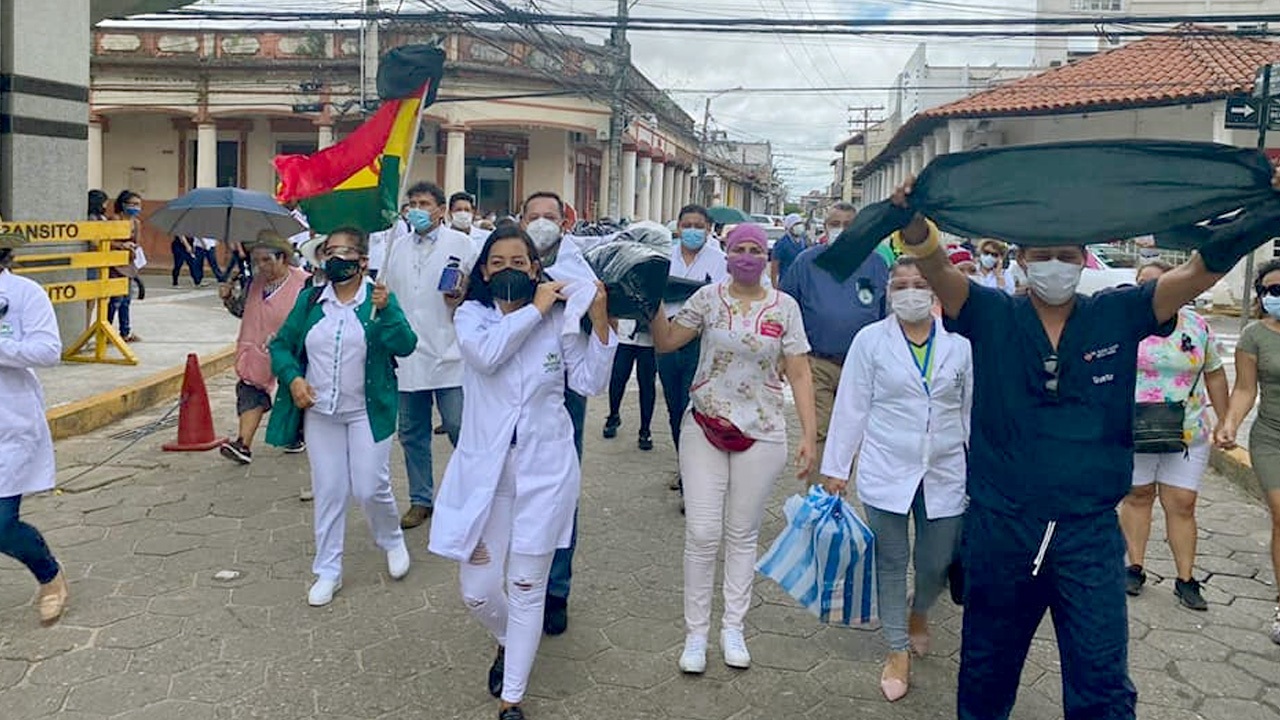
[692,410,756,453]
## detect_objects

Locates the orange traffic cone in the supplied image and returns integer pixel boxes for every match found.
[163,353,228,452]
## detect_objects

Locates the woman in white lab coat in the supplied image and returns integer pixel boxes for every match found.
[820,256,972,703]
[428,223,617,720]
[0,233,70,625]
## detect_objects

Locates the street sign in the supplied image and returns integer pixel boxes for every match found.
[1226,96,1260,129]
[1268,97,1280,131]
[0,220,133,242]
[1255,64,1280,97]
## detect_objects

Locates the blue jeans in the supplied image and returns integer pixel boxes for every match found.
[398,388,463,508]
[657,342,701,451]
[108,293,131,336]
[0,496,59,583]
[548,388,586,600]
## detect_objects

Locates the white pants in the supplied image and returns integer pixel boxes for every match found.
[305,410,405,581]
[1132,439,1210,492]
[679,420,787,636]
[458,454,555,705]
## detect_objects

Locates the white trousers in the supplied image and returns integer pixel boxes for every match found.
[305,409,405,581]
[679,420,787,636]
[458,452,554,705]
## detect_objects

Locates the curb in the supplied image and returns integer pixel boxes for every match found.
[45,346,237,441]
[1209,446,1264,502]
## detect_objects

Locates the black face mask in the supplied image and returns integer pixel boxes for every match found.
[324,257,361,283]
[488,268,536,303]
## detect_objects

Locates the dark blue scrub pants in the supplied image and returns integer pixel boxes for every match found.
[959,505,1137,720]
[548,388,586,601]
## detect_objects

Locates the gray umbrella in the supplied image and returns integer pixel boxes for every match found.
[148,187,305,242]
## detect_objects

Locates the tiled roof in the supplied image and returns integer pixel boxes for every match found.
[858,28,1280,178]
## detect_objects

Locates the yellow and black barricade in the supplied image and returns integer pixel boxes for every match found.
[1,220,139,365]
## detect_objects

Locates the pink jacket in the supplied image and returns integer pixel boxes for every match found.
[235,266,309,391]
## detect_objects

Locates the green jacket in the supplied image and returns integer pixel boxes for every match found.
[264,284,418,446]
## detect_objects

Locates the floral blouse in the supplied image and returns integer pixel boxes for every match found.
[675,281,810,443]
[1134,307,1223,444]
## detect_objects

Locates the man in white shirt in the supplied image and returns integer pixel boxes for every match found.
[660,204,728,502]
[447,191,492,252]
[368,204,412,281]
[382,182,478,530]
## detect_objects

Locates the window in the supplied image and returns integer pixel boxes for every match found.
[1070,0,1123,9]
[187,140,241,189]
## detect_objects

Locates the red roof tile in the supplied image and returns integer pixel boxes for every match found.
[858,28,1280,178]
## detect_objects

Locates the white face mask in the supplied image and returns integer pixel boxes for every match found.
[1025,259,1083,306]
[979,253,999,270]
[451,211,473,231]
[890,288,934,323]
[526,218,562,254]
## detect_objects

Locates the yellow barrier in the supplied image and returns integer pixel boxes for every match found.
[3,220,139,365]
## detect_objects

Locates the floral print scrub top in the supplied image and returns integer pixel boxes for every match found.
[674,281,811,443]
[1134,307,1224,445]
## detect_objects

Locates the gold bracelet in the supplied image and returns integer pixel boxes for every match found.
[895,219,941,258]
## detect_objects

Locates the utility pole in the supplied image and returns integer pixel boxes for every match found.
[847,104,885,165]
[1243,64,1273,331]
[699,96,712,205]
[605,0,630,220]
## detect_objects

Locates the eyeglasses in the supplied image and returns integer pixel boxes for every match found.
[322,246,360,259]
[1043,354,1060,397]
[1258,283,1280,298]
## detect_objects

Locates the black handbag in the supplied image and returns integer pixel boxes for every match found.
[1133,367,1202,455]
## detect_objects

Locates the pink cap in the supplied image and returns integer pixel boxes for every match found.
[724,223,768,252]
[948,247,974,265]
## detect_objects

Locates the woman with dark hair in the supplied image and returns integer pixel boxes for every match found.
[266,227,418,607]
[0,232,70,625]
[429,224,616,720]
[1120,260,1228,611]
[109,190,143,342]
[1217,257,1280,644]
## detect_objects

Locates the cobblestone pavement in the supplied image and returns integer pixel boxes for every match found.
[2,372,1278,720]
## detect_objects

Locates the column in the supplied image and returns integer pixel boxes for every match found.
[679,170,691,208]
[196,121,218,188]
[922,134,937,166]
[933,126,951,157]
[650,159,665,222]
[88,117,104,190]
[636,155,652,221]
[598,148,612,221]
[661,162,676,222]
[444,127,466,194]
[620,149,637,221]
[948,120,966,156]
[317,123,335,150]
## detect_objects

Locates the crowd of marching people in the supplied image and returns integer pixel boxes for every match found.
[5,166,1280,720]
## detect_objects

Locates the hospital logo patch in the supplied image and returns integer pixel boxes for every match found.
[543,352,562,374]
[759,321,784,339]
[1092,373,1115,385]
[1083,344,1119,362]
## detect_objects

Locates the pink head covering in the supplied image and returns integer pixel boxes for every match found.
[724,223,768,252]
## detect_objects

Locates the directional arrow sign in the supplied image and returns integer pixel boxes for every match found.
[1226,95,1261,129]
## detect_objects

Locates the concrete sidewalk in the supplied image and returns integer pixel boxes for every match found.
[38,283,239,439]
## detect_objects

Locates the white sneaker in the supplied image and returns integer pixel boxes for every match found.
[308,577,342,607]
[387,543,411,580]
[1269,605,1280,646]
[678,634,708,674]
[721,628,751,669]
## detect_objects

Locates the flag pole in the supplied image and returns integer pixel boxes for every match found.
[375,80,432,315]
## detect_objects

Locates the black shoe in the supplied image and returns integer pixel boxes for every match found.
[282,439,307,454]
[434,424,447,435]
[603,416,620,439]
[638,431,653,451]
[488,646,504,698]
[1125,564,1146,597]
[1174,578,1209,611]
[219,438,252,465]
[543,595,568,636]
[499,707,525,720]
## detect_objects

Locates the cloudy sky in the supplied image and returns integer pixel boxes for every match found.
[110,0,1050,198]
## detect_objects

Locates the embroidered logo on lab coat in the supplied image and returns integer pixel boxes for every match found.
[543,352,562,373]
[759,320,784,339]
[856,278,875,307]
[0,322,12,340]
[1092,373,1116,385]
[1083,343,1119,362]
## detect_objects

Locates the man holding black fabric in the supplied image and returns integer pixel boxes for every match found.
[889,181,1227,720]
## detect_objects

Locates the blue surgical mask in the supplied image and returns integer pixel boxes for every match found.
[407,208,433,233]
[124,206,141,217]
[680,228,707,251]
[1263,295,1280,320]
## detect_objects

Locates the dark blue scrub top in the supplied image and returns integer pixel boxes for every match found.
[944,281,1173,521]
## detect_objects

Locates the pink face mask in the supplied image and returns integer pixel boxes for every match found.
[727,252,767,285]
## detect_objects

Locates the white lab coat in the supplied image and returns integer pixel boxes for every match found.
[820,316,972,519]
[0,271,61,497]
[428,301,617,561]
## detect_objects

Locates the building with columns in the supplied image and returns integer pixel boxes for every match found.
[89,23,767,265]
[854,29,1280,305]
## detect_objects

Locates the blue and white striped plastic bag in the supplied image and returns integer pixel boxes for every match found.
[756,486,877,626]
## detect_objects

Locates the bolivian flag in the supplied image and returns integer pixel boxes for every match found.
[273,45,445,234]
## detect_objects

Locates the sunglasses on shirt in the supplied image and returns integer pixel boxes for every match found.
[1043,354,1060,398]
